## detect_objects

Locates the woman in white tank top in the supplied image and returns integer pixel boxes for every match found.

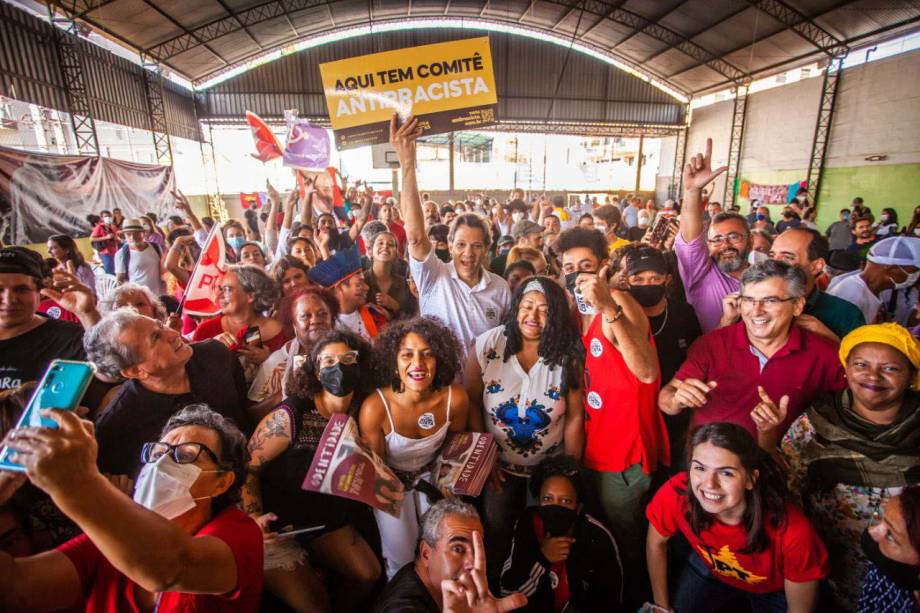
[359,317,470,579]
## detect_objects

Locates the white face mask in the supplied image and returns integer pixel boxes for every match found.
[133,455,209,520]
[511,212,525,223]
[796,195,806,203]
[893,269,920,291]
[748,250,769,266]
[102,216,112,224]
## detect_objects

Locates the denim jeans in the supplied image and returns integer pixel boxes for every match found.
[99,253,114,275]
[674,550,788,613]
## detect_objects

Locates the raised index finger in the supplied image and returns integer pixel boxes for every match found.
[705,137,713,162]
[472,529,485,572]
[756,385,774,405]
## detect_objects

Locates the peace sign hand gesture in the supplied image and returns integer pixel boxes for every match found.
[683,137,728,194]
[441,531,527,613]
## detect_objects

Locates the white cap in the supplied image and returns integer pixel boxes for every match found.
[867,236,920,267]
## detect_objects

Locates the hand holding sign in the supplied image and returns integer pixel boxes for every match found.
[389,114,423,166]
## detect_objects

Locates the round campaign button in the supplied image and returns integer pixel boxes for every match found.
[589,338,603,357]
[587,391,603,409]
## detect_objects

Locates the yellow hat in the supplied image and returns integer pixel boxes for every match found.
[839,323,920,389]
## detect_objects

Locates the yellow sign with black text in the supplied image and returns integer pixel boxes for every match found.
[319,37,498,149]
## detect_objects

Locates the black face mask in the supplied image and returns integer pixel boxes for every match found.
[861,529,920,590]
[318,363,361,397]
[535,504,578,536]
[435,248,451,263]
[627,283,666,307]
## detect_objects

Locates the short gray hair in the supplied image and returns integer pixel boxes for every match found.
[419,499,480,549]
[161,403,248,514]
[230,264,280,312]
[361,220,388,246]
[741,259,807,299]
[83,309,146,380]
[99,282,167,321]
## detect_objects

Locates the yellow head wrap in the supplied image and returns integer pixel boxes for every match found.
[839,323,920,389]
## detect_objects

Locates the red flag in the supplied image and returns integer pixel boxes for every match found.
[246,111,283,163]
[181,228,228,316]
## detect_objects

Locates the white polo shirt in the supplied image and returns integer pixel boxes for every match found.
[827,271,882,324]
[409,249,510,356]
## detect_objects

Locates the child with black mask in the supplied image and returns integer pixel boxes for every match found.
[500,455,626,612]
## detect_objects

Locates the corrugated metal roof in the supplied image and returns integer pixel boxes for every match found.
[49,0,920,95]
[199,29,688,129]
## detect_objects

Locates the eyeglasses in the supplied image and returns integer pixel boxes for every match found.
[708,232,748,245]
[739,296,797,308]
[141,442,223,466]
[317,350,359,369]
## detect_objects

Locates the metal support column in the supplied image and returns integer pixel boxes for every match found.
[48,5,99,156]
[634,135,644,193]
[448,132,455,192]
[667,127,688,201]
[141,53,173,166]
[806,56,845,205]
[198,119,227,223]
[723,84,749,207]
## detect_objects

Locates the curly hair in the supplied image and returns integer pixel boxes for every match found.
[555,226,608,262]
[373,316,462,392]
[99,282,168,321]
[229,264,280,312]
[683,423,789,553]
[502,275,583,392]
[276,286,340,338]
[284,329,374,403]
[528,454,587,503]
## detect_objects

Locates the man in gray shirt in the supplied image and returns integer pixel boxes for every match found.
[825,208,853,252]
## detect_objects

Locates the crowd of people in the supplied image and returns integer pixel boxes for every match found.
[0,115,918,613]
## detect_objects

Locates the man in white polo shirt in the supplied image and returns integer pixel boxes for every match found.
[391,114,510,355]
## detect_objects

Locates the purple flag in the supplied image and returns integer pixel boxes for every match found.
[283,110,331,171]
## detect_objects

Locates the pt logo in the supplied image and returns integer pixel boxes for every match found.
[697,545,767,584]
[485,307,498,321]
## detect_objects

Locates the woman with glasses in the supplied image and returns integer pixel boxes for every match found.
[364,229,417,321]
[358,316,470,579]
[242,330,380,612]
[0,404,263,611]
[757,324,920,610]
[191,264,287,373]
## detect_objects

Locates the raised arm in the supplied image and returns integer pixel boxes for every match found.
[165,235,195,286]
[298,173,315,227]
[679,138,727,243]
[389,114,430,261]
[174,190,203,234]
[3,411,239,596]
[578,268,659,384]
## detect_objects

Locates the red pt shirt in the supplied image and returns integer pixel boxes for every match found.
[647,473,830,594]
[581,314,669,474]
[58,507,263,612]
[673,322,845,438]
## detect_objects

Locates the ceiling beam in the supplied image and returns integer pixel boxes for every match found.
[551,3,579,31]
[140,0,229,65]
[666,0,852,81]
[745,0,847,57]
[578,0,628,39]
[640,4,751,65]
[518,0,535,23]
[213,0,265,51]
[611,0,690,50]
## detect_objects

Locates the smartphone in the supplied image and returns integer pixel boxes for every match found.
[243,325,262,347]
[0,360,95,472]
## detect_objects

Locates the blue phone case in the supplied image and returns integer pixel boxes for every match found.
[0,360,95,472]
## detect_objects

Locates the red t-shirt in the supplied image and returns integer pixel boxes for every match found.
[57,507,263,612]
[191,316,288,353]
[90,223,120,257]
[646,473,830,594]
[673,322,845,438]
[38,298,81,324]
[581,314,669,474]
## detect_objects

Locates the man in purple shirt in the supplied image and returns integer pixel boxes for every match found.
[675,139,752,332]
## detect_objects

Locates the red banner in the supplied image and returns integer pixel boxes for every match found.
[181,228,228,317]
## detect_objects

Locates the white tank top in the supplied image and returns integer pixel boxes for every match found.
[378,387,452,473]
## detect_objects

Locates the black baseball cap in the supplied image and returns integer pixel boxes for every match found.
[0,246,44,281]
[625,246,668,276]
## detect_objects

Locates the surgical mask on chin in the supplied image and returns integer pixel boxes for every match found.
[749,250,769,266]
[133,455,211,520]
[892,269,920,291]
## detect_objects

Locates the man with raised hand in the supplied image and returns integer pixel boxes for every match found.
[391,115,509,356]
[675,138,753,332]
